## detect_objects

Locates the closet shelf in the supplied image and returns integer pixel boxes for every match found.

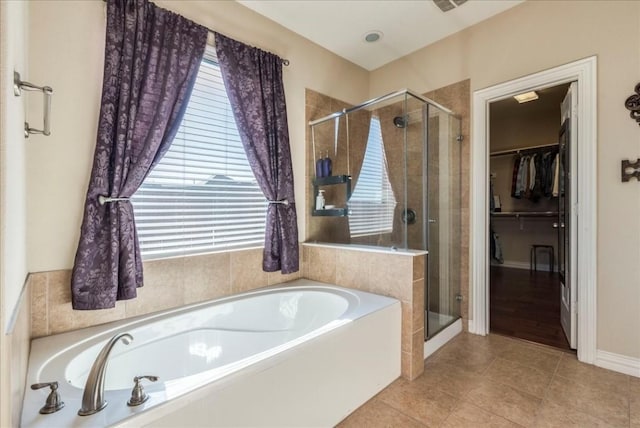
[491,211,559,218]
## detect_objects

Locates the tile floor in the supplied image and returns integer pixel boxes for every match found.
[338,332,640,427]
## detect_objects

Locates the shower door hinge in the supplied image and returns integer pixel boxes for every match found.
[456,134,464,142]
[455,294,463,301]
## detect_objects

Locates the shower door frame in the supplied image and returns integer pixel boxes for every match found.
[470,56,597,365]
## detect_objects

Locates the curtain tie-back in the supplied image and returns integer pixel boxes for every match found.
[267,199,289,206]
[98,195,131,205]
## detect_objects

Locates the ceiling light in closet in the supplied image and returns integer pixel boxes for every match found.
[513,91,539,103]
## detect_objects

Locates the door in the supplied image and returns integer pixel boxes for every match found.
[559,82,577,349]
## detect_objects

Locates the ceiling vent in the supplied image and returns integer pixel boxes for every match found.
[433,0,468,12]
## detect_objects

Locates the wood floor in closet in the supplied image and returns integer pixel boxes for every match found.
[490,266,572,351]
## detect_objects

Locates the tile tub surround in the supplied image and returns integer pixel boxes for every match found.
[339,332,637,428]
[29,247,301,338]
[303,243,426,380]
[2,280,31,427]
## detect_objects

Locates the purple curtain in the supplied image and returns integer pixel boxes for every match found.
[214,33,299,274]
[71,0,207,310]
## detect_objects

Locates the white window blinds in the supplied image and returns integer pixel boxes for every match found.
[348,117,396,237]
[131,46,266,259]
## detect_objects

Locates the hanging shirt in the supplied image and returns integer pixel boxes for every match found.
[552,153,560,197]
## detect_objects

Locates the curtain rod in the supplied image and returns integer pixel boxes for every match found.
[100,0,290,66]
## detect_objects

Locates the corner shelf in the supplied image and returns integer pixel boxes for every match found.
[312,208,350,217]
[312,174,351,217]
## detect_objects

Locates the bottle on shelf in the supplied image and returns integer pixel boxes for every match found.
[321,150,332,177]
[315,154,324,178]
[315,189,326,210]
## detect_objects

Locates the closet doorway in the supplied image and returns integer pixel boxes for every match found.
[488,82,575,351]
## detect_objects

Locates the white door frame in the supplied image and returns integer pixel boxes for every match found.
[469,56,597,364]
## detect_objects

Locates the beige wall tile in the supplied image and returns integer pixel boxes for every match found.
[413,254,425,281]
[335,249,370,291]
[267,269,302,286]
[411,329,425,379]
[74,301,126,330]
[30,272,48,338]
[10,288,31,427]
[401,351,412,380]
[125,257,186,318]
[47,270,76,334]
[304,245,336,284]
[368,253,412,301]
[230,248,269,293]
[183,253,231,304]
[412,279,424,332]
[401,302,412,353]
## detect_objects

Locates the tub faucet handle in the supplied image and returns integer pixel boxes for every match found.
[31,381,65,414]
[127,375,159,407]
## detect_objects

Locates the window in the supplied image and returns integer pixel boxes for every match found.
[132,46,265,259]
[348,116,396,237]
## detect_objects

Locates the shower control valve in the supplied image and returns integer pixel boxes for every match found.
[127,375,159,407]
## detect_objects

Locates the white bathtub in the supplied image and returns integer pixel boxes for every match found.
[21,279,401,427]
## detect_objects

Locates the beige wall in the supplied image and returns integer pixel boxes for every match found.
[2,0,29,331]
[26,0,370,273]
[1,1,31,426]
[371,0,640,359]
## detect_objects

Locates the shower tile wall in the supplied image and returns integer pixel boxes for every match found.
[4,285,30,426]
[305,89,372,245]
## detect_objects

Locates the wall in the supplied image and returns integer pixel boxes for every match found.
[26,0,370,274]
[0,1,31,426]
[370,0,640,359]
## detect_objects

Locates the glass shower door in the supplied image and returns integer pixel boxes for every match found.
[425,105,462,338]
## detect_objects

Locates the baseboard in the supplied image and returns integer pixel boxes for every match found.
[491,260,556,272]
[424,318,462,359]
[595,349,640,378]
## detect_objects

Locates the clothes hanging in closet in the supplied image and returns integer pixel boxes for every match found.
[510,149,559,201]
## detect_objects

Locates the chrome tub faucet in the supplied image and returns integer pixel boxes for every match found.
[78,332,133,416]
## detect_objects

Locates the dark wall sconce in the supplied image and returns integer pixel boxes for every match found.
[624,83,640,125]
[621,159,640,182]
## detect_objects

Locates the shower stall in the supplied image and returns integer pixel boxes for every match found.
[308,89,462,340]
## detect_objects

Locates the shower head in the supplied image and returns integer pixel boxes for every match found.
[393,116,407,128]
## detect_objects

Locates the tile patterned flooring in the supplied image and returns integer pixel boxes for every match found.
[338,332,640,427]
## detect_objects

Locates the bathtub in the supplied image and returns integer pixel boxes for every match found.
[21,279,401,427]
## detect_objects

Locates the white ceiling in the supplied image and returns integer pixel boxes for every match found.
[238,0,524,71]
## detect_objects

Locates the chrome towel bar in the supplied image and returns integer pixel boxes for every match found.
[13,71,53,138]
